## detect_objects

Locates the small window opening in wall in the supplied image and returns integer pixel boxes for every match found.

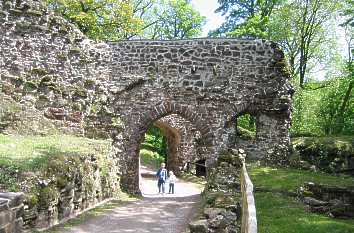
[235,113,256,140]
[195,159,206,177]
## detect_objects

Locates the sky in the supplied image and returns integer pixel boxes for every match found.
[191,0,225,36]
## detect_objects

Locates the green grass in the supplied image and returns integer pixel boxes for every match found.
[250,165,354,192]
[256,192,354,233]
[0,134,111,171]
[249,165,354,233]
[0,134,112,192]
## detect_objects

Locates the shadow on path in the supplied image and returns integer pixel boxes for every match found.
[55,170,203,233]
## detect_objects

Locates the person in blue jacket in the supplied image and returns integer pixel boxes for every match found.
[156,162,167,194]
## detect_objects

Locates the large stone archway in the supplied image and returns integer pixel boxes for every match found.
[1,0,293,195]
[115,101,214,193]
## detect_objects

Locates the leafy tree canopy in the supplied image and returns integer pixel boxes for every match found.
[46,0,143,40]
[148,0,206,40]
[210,0,282,38]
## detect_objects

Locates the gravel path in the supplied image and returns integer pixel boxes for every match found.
[57,170,202,233]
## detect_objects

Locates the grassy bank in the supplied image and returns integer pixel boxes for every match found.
[249,165,354,233]
[0,134,111,191]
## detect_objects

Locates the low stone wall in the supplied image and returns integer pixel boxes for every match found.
[300,182,354,218]
[0,152,121,232]
[0,193,24,233]
[240,162,257,233]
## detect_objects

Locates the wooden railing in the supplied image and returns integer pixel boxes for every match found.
[240,162,257,233]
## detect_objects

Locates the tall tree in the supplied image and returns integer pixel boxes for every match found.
[342,0,354,27]
[149,0,206,40]
[268,0,339,88]
[210,0,281,38]
[332,0,354,134]
[46,0,143,40]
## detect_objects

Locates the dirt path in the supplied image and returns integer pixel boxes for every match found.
[56,168,203,233]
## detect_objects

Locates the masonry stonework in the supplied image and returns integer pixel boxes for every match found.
[1,0,292,199]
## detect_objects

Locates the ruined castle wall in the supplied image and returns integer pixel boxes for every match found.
[0,0,292,197]
[107,39,292,191]
[0,0,113,137]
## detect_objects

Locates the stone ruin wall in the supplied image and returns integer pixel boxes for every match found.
[107,39,292,191]
[0,0,292,223]
[0,0,117,138]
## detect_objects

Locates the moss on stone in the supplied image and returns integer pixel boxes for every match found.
[39,186,59,206]
[74,87,88,98]
[25,193,39,209]
[31,67,49,76]
[26,9,43,17]
[56,52,68,61]
[291,136,354,172]
[69,46,82,54]
[23,81,38,92]
[9,75,24,86]
[84,79,96,89]
[15,21,31,30]
[56,176,69,189]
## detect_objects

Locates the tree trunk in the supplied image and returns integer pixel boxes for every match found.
[334,81,353,134]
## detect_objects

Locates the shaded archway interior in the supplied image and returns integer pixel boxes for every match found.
[138,113,206,188]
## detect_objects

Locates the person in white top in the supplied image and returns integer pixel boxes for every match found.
[168,171,177,194]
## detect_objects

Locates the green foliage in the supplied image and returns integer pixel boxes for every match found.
[226,12,270,39]
[237,114,256,132]
[45,0,143,40]
[318,79,354,135]
[291,77,353,136]
[212,0,352,136]
[142,126,167,158]
[139,148,164,169]
[210,0,281,38]
[149,0,206,39]
[45,0,205,40]
[139,126,167,168]
[341,0,354,27]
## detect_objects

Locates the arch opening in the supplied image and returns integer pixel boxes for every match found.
[119,102,215,194]
[138,113,206,196]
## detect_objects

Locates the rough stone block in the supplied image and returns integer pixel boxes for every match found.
[189,219,208,233]
[0,194,25,209]
[0,199,9,212]
[14,218,23,233]
[0,223,14,233]
[11,205,24,219]
[0,211,15,228]
[204,208,226,219]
